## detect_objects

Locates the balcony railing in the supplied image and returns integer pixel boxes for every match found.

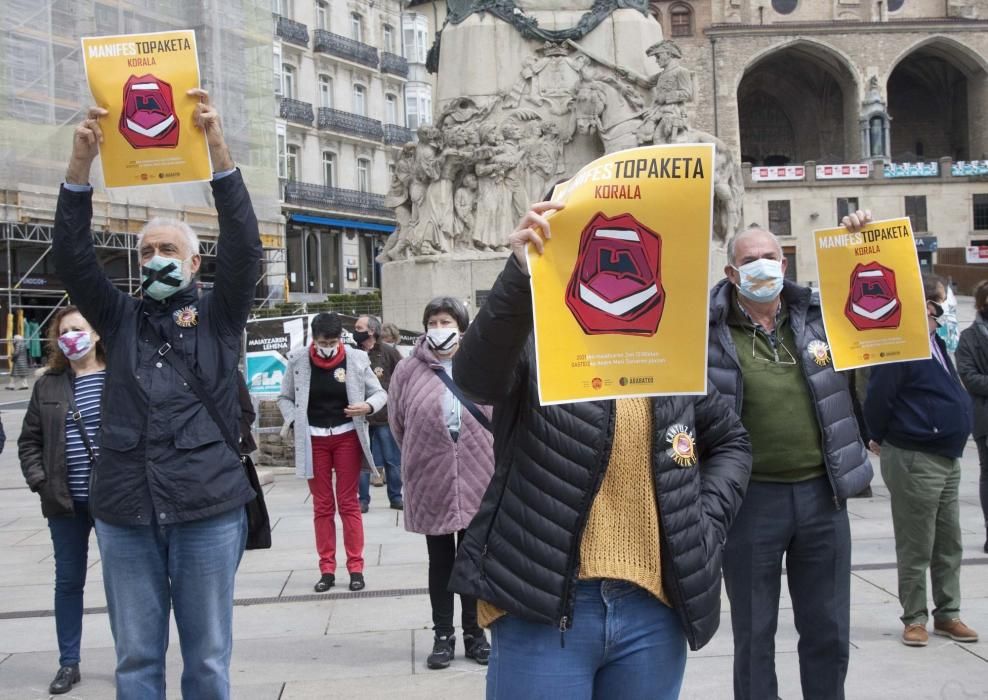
[318,107,383,141]
[380,51,409,78]
[383,123,414,146]
[314,29,378,68]
[275,16,309,47]
[284,181,394,219]
[280,98,314,126]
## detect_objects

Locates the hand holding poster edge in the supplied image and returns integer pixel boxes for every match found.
[813,213,932,371]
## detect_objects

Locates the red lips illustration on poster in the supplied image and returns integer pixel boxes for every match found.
[845,261,901,330]
[565,212,665,336]
[119,74,179,149]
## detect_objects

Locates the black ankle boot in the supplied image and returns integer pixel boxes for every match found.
[464,632,491,665]
[349,573,365,591]
[427,634,456,669]
[314,573,335,592]
[49,664,80,694]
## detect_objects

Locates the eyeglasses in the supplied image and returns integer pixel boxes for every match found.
[751,328,796,365]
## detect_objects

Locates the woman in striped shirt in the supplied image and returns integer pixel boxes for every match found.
[18,306,105,695]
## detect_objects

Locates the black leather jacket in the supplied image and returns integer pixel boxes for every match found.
[19,369,78,518]
[449,257,752,651]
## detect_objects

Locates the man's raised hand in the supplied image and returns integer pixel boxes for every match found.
[188,88,234,172]
[67,107,108,185]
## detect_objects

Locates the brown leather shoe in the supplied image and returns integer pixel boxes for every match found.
[933,618,978,642]
[902,624,928,647]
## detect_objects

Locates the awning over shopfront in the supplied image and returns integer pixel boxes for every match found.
[289,213,396,233]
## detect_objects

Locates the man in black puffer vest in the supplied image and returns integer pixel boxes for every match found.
[708,221,872,700]
[449,200,752,699]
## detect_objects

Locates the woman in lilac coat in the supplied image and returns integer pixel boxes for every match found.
[389,296,495,671]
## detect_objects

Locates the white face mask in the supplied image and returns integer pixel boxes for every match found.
[427,328,459,354]
[316,344,339,359]
[732,258,784,302]
[58,330,93,361]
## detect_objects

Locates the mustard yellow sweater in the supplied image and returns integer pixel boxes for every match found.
[478,398,668,627]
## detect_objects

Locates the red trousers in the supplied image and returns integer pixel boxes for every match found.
[309,432,364,574]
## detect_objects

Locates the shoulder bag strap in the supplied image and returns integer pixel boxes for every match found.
[432,367,492,433]
[66,388,98,465]
[143,317,242,458]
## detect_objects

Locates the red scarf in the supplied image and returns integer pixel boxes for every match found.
[309,342,346,371]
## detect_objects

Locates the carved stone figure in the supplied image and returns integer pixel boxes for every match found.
[630,40,694,146]
[377,143,417,262]
[473,128,515,251]
[454,172,479,238]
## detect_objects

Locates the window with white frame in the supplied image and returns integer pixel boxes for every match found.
[286,144,300,181]
[276,123,288,179]
[385,93,398,124]
[315,0,329,30]
[273,44,283,95]
[319,74,333,109]
[351,12,363,42]
[353,84,366,116]
[281,63,296,99]
[382,24,395,54]
[356,158,370,192]
[272,0,292,17]
[322,151,336,187]
[402,14,429,64]
[404,84,432,130]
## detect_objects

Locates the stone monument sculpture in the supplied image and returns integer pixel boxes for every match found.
[380,0,746,331]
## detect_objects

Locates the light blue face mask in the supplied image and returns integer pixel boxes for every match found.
[733,258,784,302]
[141,255,189,301]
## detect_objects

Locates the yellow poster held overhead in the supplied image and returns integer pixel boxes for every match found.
[81,30,211,188]
[530,144,714,405]
[813,217,930,371]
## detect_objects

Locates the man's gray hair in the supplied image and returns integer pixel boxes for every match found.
[726,225,782,266]
[360,314,382,337]
[137,217,200,258]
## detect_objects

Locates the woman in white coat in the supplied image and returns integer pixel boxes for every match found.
[279,313,387,592]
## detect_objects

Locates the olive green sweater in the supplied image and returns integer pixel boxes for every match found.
[728,299,825,483]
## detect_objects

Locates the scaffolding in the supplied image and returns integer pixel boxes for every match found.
[0,0,286,358]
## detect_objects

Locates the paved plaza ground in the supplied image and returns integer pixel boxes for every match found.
[0,306,987,698]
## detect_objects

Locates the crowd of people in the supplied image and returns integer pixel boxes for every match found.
[8,94,987,700]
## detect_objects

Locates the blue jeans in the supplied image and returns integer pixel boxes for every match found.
[723,477,851,700]
[359,424,402,504]
[48,501,93,667]
[487,580,686,700]
[95,507,247,700]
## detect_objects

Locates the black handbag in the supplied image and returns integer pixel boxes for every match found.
[144,319,272,549]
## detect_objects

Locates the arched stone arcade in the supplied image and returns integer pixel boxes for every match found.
[736,41,860,166]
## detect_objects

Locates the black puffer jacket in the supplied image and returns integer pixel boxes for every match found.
[707,279,872,500]
[52,171,261,526]
[449,257,752,651]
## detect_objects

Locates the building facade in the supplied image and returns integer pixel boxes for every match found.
[0,0,284,353]
[648,0,988,288]
[274,0,421,300]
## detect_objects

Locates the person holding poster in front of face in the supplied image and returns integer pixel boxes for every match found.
[445,198,752,700]
[52,90,261,699]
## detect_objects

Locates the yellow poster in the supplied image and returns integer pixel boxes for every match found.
[813,217,930,371]
[81,30,211,188]
[530,144,714,405]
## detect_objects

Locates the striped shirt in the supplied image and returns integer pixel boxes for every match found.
[64,371,105,502]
